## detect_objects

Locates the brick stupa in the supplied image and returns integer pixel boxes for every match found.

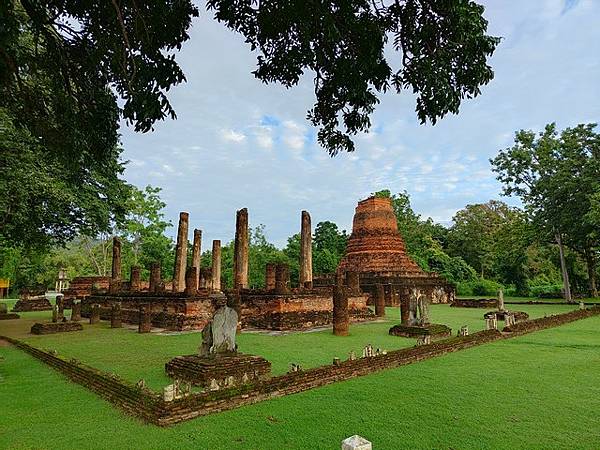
[336,196,455,306]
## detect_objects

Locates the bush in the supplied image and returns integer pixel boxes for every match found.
[457,279,503,297]
[530,284,563,298]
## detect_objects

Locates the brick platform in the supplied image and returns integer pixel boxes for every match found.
[388,323,452,338]
[0,313,20,320]
[165,353,272,389]
[451,298,498,308]
[30,322,83,335]
[12,296,52,312]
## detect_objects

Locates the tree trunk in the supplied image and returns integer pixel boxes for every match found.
[556,231,573,303]
[584,246,598,298]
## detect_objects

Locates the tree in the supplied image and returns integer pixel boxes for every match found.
[0,1,197,247]
[208,0,500,154]
[312,221,348,274]
[491,123,600,300]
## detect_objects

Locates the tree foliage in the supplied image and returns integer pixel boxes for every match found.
[208,0,500,155]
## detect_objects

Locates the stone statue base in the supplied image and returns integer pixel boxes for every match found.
[165,353,271,390]
[388,323,452,339]
[484,310,529,322]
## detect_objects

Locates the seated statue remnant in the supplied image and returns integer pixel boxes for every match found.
[165,299,271,391]
[389,287,451,339]
[483,289,529,324]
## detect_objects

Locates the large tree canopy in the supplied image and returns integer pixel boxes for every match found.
[0,0,198,247]
[208,0,500,154]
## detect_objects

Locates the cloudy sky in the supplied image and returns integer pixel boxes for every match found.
[120,0,600,248]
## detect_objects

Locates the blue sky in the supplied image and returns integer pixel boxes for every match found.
[120,0,600,248]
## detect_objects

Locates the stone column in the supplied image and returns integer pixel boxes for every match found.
[149,262,161,293]
[138,306,152,333]
[71,300,81,322]
[110,237,122,293]
[191,229,202,287]
[275,264,290,294]
[400,294,410,325]
[185,267,198,296]
[111,303,122,328]
[265,263,276,291]
[52,305,58,323]
[56,295,65,321]
[233,208,249,289]
[173,212,189,292]
[130,266,141,292]
[299,210,313,289]
[345,271,360,293]
[90,304,100,325]
[375,284,386,317]
[333,285,349,336]
[211,240,222,292]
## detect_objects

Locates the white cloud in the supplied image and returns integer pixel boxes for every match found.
[220,128,246,143]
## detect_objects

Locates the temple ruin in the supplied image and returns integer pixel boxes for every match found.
[81,207,375,332]
[331,196,455,308]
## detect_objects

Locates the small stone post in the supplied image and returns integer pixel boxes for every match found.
[185,267,198,296]
[71,300,81,322]
[149,262,161,293]
[191,229,202,287]
[138,306,152,333]
[497,289,505,311]
[233,208,249,289]
[90,304,100,325]
[211,240,222,292]
[345,271,360,293]
[342,435,372,450]
[111,303,122,328]
[173,212,189,292]
[110,237,122,293]
[275,264,290,294]
[333,284,349,336]
[400,294,410,325]
[299,210,313,289]
[375,284,386,317]
[265,263,276,291]
[52,304,58,323]
[130,266,141,292]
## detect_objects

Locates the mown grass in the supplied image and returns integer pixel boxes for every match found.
[1,315,599,449]
[3,304,576,390]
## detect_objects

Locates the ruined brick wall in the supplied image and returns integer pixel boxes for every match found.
[451,298,497,308]
[82,293,216,331]
[62,276,110,306]
[239,290,375,330]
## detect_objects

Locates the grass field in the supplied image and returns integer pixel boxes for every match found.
[1,311,599,449]
[1,304,578,390]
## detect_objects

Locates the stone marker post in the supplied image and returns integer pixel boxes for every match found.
[299,210,313,289]
[185,267,198,296]
[110,237,122,293]
[342,435,372,450]
[275,264,290,294]
[375,284,386,317]
[498,289,505,311]
[265,263,276,291]
[52,304,58,323]
[149,262,161,293]
[111,303,122,328]
[191,229,202,287]
[233,208,249,289]
[130,266,141,292]
[211,240,222,292]
[333,285,349,336]
[139,306,152,333]
[90,304,100,324]
[173,212,189,292]
[71,300,81,321]
[400,294,410,325]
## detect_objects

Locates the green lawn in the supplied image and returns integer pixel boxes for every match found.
[1,313,599,449]
[4,304,577,390]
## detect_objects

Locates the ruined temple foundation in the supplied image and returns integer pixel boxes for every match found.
[62,276,110,307]
[334,196,455,306]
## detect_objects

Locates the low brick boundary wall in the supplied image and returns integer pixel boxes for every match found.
[30,322,83,335]
[451,298,497,308]
[2,305,599,426]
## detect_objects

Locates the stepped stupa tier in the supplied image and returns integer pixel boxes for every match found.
[336,196,455,306]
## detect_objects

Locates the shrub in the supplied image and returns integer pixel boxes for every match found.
[457,279,503,297]
[530,284,563,298]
